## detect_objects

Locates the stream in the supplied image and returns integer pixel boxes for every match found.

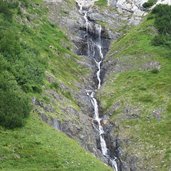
[76,1,119,170]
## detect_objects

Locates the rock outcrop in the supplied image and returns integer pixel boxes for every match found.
[41,0,171,170]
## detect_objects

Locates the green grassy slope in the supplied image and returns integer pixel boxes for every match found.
[0,0,89,128]
[0,113,111,171]
[99,15,171,170]
[0,0,112,170]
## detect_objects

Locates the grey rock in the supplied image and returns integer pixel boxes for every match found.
[40,1,168,170]
[143,61,161,71]
[152,109,163,121]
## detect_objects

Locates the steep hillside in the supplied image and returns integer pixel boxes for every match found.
[98,7,171,171]
[1,0,171,170]
[0,113,112,171]
[0,0,112,170]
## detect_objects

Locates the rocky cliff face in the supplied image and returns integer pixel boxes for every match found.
[40,0,170,170]
[43,0,134,165]
[38,0,105,161]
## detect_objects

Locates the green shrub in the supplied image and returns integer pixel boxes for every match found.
[50,82,60,89]
[143,0,157,8]
[0,71,31,129]
[153,35,171,47]
[13,60,44,93]
[0,7,45,93]
[0,90,31,129]
[0,29,21,60]
[0,0,46,128]
[0,1,12,20]
[151,68,159,74]
[151,5,171,47]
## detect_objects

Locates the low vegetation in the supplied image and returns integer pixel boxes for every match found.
[0,0,39,128]
[143,0,157,8]
[0,0,112,170]
[99,4,171,170]
[151,4,171,47]
[95,0,107,6]
[0,113,112,171]
[0,0,87,128]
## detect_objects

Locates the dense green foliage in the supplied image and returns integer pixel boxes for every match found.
[143,0,157,8]
[0,1,45,92]
[151,5,171,47]
[0,55,31,128]
[0,89,31,129]
[0,1,37,128]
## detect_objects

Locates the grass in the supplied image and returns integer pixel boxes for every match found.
[0,0,111,170]
[98,14,171,170]
[95,0,107,7]
[0,113,112,171]
[0,0,89,127]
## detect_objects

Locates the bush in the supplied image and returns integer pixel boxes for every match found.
[143,0,157,8]
[0,71,31,129]
[152,35,171,47]
[0,1,12,20]
[152,5,171,35]
[13,60,44,93]
[151,5,171,47]
[50,82,59,89]
[0,90,31,129]
[151,68,159,74]
[0,29,21,60]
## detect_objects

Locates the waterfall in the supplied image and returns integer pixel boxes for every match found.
[95,59,102,89]
[84,12,89,30]
[95,24,104,59]
[107,0,110,6]
[90,92,108,156]
[77,1,119,171]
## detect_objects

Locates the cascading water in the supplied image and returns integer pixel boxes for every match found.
[76,1,119,171]
[107,0,110,6]
[95,59,102,89]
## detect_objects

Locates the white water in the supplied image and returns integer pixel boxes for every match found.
[76,1,84,14]
[84,12,89,30]
[107,0,110,6]
[77,1,118,171]
[90,92,108,155]
[95,24,104,59]
[95,59,102,89]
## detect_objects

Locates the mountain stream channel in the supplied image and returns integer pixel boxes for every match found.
[76,1,119,170]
